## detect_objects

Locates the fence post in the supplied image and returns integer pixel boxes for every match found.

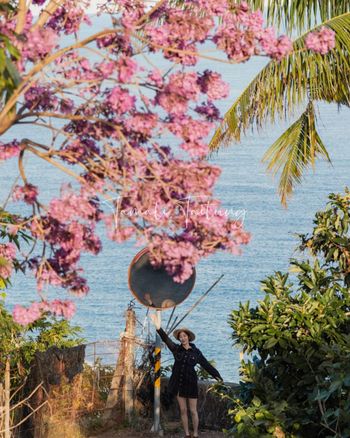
[103,340,126,418]
[124,308,136,422]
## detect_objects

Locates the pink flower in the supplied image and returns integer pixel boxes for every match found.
[125,113,158,137]
[168,116,213,142]
[107,86,136,114]
[273,35,294,60]
[22,27,58,61]
[12,184,38,205]
[0,141,20,161]
[0,243,16,279]
[305,27,335,55]
[195,102,221,121]
[1,0,275,302]
[0,243,17,259]
[156,91,189,116]
[25,86,59,111]
[196,0,228,15]
[260,30,293,60]
[148,69,164,87]
[12,299,76,326]
[60,98,74,114]
[13,304,40,326]
[49,299,76,319]
[36,265,63,291]
[180,141,209,158]
[243,10,264,32]
[167,72,201,100]
[198,70,229,100]
[48,187,97,222]
[117,56,138,83]
[149,237,200,283]
[111,225,135,242]
[97,61,115,78]
[47,2,89,35]
[80,59,91,70]
[155,72,201,115]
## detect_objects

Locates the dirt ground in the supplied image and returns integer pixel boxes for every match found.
[88,420,225,438]
[89,430,224,437]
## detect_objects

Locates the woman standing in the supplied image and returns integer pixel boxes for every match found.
[150,314,223,438]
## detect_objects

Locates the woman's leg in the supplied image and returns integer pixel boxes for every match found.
[176,395,190,436]
[188,398,199,437]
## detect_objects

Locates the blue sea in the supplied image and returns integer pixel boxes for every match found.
[1,16,350,382]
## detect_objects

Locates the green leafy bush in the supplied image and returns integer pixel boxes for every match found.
[222,191,350,437]
[0,298,84,379]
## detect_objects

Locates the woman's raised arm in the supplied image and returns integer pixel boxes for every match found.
[149,313,177,353]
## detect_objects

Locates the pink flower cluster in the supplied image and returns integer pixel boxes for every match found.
[124,113,158,139]
[117,55,138,83]
[61,139,100,163]
[13,184,39,205]
[213,5,293,61]
[168,116,213,157]
[305,26,336,55]
[260,30,294,60]
[0,243,17,280]
[48,186,99,222]
[198,71,230,101]
[25,186,102,295]
[106,86,136,114]
[24,86,59,111]
[22,27,58,61]
[13,299,76,326]
[47,1,91,34]
[149,236,202,283]
[156,72,201,116]
[0,141,21,161]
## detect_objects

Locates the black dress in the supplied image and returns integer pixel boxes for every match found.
[157,328,223,399]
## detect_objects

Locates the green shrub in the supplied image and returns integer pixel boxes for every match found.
[222,191,350,437]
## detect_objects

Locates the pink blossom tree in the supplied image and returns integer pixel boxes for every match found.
[0,0,326,325]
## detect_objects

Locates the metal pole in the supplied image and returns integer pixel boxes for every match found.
[151,310,163,435]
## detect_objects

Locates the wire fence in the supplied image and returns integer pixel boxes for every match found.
[84,339,121,367]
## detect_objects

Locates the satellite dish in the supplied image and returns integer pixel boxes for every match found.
[128,247,196,309]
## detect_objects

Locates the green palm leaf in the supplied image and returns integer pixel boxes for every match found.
[248,0,350,33]
[209,12,350,205]
[262,102,331,207]
[210,13,350,150]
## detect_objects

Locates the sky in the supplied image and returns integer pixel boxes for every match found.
[31,0,158,16]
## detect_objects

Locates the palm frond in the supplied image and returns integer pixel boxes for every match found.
[262,102,331,207]
[209,12,350,151]
[247,0,350,33]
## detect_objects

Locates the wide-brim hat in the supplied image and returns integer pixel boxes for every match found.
[173,327,196,342]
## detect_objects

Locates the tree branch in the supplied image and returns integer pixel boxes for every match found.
[15,0,27,34]
[32,0,64,30]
